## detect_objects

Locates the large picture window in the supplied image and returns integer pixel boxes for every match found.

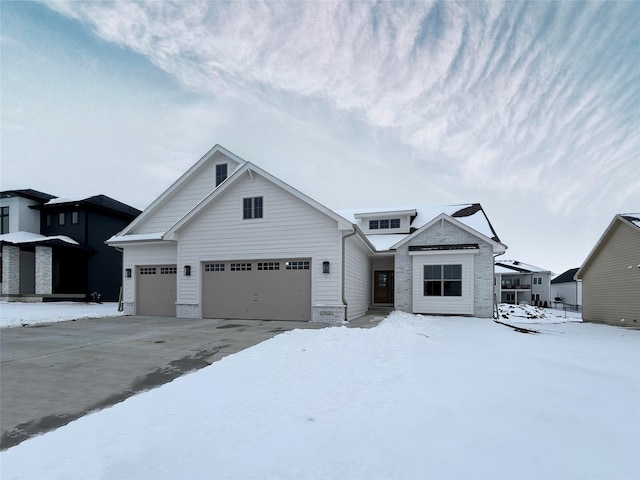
[424,264,462,296]
[243,197,263,219]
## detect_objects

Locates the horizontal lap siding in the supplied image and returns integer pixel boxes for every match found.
[122,243,177,303]
[177,174,341,306]
[344,236,371,320]
[582,222,640,324]
[134,154,240,234]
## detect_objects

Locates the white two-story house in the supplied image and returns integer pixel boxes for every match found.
[494,260,553,306]
[108,145,507,323]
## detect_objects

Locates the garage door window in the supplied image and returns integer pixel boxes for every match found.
[258,262,280,270]
[161,267,177,274]
[205,263,225,272]
[286,261,310,270]
[140,267,156,275]
[231,263,252,271]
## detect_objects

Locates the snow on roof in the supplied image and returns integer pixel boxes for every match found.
[336,204,499,252]
[45,196,90,205]
[620,213,640,228]
[0,231,78,245]
[496,260,551,274]
[106,232,165,244]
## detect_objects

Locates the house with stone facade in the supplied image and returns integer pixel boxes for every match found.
[107,145,507,323]
[0,190,140,302]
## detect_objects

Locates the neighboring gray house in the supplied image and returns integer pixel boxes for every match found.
[107,145,506,323]
[576,213,640,327]
[550,268,582,307]
[494,260,552,306]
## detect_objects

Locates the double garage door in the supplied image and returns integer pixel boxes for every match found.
[202,259,311,321]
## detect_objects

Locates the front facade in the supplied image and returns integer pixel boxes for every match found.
[576,214,640,327]
[108,145,506,323]
[494,260,552,306]
[0,191,140,302]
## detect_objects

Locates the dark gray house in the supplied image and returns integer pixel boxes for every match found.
[0,191,140,302]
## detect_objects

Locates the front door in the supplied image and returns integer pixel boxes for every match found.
[374,270,394,304]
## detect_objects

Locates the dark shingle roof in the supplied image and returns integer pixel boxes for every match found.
[551,268,579,284]
[0,189,56,202]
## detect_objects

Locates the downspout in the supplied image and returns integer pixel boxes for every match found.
[493,250,506,319]
[341,227,357,321]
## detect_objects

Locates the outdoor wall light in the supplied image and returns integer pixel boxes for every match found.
[323,261,330,274]
[184,265,191,276]
[125,268,132,278]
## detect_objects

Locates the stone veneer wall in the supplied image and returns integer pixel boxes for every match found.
[35,246,53,295]
[312,305,345,324]
[176,303,199,319]
[394,220,495,318]
[2,245,20,295]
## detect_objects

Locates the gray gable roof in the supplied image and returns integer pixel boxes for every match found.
[0,189,56,203]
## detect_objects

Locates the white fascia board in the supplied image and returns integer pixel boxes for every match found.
[392,213,507,253]
[119,145,247,236]
[353,209,417,219]
[408,248,480,256]
[106,232,170,246]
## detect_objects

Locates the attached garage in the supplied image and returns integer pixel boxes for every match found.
[202,259,311,321]
[136,265,177,316]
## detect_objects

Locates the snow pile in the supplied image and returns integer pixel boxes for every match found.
[2,311,638,479]
[0,302,123,328]
[498,302,582,324]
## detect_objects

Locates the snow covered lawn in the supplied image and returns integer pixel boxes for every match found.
[0,301,122,328]
[1,309,638,479]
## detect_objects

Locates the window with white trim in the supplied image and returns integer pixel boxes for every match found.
[369,218,401,230]
[216,164,228,186]
[424,264,462,296]
[533,277,542,285]
[243,197,263,219]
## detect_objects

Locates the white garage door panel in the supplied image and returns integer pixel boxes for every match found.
[136,265,177,316]
[202,260,311,321]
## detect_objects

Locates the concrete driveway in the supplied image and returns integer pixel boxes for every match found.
[0,313,385,450]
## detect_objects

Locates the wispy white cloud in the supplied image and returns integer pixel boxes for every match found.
[42,0,639,215]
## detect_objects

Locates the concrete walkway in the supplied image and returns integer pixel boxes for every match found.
[0,312,385,450]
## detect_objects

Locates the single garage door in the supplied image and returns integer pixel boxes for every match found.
[136,265,177,316]
[202,259,311,321]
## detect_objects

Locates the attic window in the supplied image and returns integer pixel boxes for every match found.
[369,218,400,230]
[243,197,263,219]
[216,164,228,186]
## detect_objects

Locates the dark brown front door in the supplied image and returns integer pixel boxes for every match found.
[374,270,394,304]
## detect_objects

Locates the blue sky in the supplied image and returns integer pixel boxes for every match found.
[2,1,639,275]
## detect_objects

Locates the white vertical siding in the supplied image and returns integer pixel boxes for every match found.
[344,235,372,320]
[122,243,177,303]
[411,252,475,315]
[176,172,343,306]
[133,153,240,234]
